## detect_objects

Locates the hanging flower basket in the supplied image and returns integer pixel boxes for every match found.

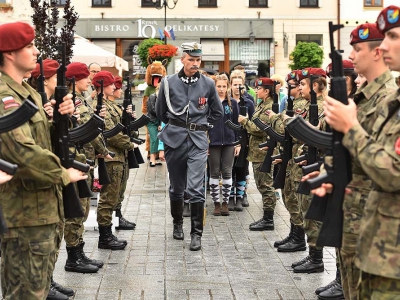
[148,44,178,66]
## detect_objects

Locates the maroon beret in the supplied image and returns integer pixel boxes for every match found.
[326,60,354,77]
[377,5,400,34]
[286,70,299,82]
[0,22,35,52]
[255,77,274,87]
[114,76,122,89]
[31,59,59,79]
[350,23,384,45]
[92,71,115,87]
[298,68,326,81]
[66,62,90,81]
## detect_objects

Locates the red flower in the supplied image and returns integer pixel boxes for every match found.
[148,44,178,59]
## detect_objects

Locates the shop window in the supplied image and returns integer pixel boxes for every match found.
[364,0,383,7]
[55,0,66,6]
[296,34,323,46]
[142,0,160,7]
[92,0,111,7]
[249,0,268,7]
[198,0,217,7]
[300,0,318,7]
[229,39,271,85]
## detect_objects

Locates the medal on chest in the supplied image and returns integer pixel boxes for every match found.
[198,97,207,110]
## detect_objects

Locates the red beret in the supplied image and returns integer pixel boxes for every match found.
[255,77,274,87]
[114,76,122,89]
[377,5,400,34]
[92,71,115,87]
[286,70,299,83]
[326,60,354,77]
[66,62,90,81]
[0,22,35,52]
[350,23,384,45]
[298,68,326,81]
[31,59,59,79]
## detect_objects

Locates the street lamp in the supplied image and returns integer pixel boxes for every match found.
[152,0,178,44]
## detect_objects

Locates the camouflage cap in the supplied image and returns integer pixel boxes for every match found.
[181,42,202,57]
[377,5,400,34]
[350,23,384,45]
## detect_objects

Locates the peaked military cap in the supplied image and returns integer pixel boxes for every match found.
[181,42,202,57]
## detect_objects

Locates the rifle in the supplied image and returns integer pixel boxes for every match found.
[68,77,104,199]
[259,81,280,173]
[36,56,51,119]
[233,85,248,168]
[271,84,295,189]
[122,78,139,168]
[293,75,320,195]
[52,43,87,219]
[299,22,352,248]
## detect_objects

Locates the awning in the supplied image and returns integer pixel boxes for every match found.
[201,40,225,61]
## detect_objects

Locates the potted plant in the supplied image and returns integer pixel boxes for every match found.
[148,44,178,67]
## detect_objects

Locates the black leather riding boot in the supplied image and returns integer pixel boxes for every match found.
[171,199,184,240]
[189,202,204,251]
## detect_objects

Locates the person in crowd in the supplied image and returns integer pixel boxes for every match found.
[147,86,162,167]
[208,74,240,216]
[85,62,101,106]
[155,42,223,251]
[229,70,255,210]
[0,22,87,300]
[355,73,367,89]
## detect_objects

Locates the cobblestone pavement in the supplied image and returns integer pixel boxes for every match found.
[50,146,337,300]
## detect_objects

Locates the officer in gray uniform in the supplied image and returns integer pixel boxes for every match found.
[156,42,223,251]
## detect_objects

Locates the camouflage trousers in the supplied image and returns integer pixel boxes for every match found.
[64,170,92,247]
[252,162,276,211]
[340,176,371,300]
[1,224,57,300]
[115,160,129,211]
[97,161,124,226]
[282,164,303,226]
[299,193,322,248]
[359,272,400,300]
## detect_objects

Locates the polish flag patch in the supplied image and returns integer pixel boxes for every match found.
[75,98,82,107]
[2,96,20,110]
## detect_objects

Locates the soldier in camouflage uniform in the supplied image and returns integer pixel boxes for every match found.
[238,77,277,231]
[289,68,327,274]
[321,7,400,299]
[268,70,308,253]
[0,22,87,300]
[92,71,134,250]
[63,62,115,273]
[111,77,137,230]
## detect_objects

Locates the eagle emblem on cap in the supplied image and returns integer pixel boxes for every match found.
[388,9,399,24]
[193,43,199,50]
[358,28,369,40]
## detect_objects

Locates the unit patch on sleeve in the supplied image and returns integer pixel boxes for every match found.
[2,96,20,110]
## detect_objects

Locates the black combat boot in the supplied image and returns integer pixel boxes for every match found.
[107,225,128,245]
[242,192,249,207]
[50,277,74,297]
[182,202,191,217]
[115,209,135,230]
[274,223,294,248]
[46,285,69,300]
[291,255,311,268]
[277,225,307,252]
[293,246,324,273]
[79,242,104,268]
[317,266,345,299]
[189,202,204,251]
[65,245,99,273]
[249,210,274,231]
[171,199,184,240]
[98,225,126,250]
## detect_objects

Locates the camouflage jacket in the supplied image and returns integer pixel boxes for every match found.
[343,88,400,279]
[0,73,69,228]
[92,98,133,163]
[74,92,109,160]
[240,97,273,163]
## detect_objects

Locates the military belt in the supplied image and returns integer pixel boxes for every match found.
[169,119,210,131]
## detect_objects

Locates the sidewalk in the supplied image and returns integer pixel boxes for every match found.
[52,145,337,300]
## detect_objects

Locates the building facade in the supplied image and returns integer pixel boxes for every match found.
[1,0,340,82]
